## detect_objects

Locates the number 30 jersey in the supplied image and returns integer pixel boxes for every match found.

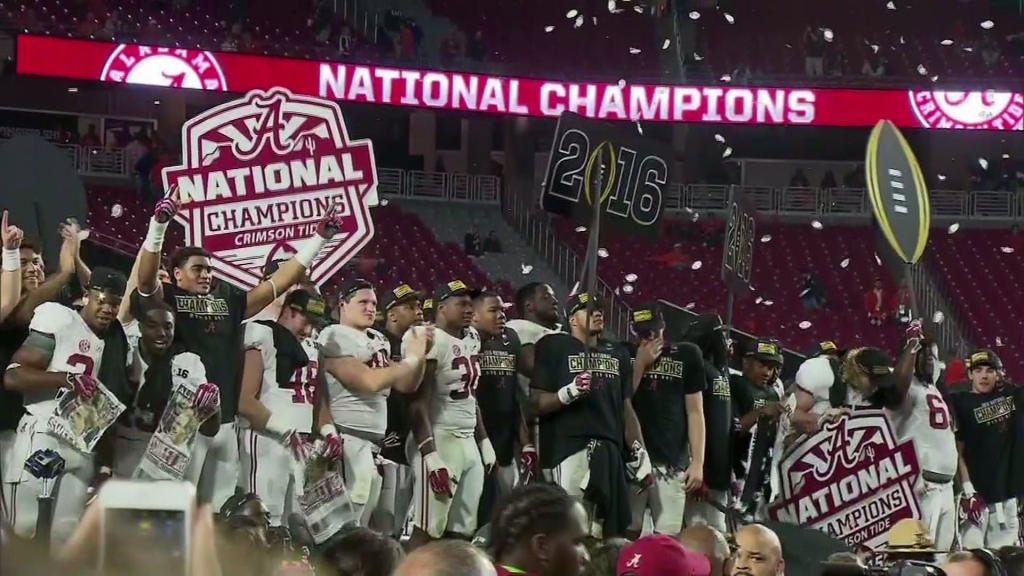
[319,324,391,436]
[244,322,320,434]
[404,326,481,436]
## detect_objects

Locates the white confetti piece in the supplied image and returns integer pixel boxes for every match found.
[755,296,763,304]
[566,9,578,18]
[940,39,954,45]
[886,1,896,8]
[592,16,597,24]
[917,64,928,75]
[575,226,587,232]
[811,220,823,230]
[874,254,882,266]
[380,198,389,206]
[981,20,994,29]
[979,158,989,170]
[720,74,732,82]
[691,212,700,222]
[574,15,584,28]
[948,223,960,234]
[693,53,704,61]
[722,147,733,158]
[691,261,703,270]
[900,36,906,45]
[798,321,813,330]
[937,173,947,181]
[840,258,850,268]
[822,28,834,42]
[723,12,734,23]
[760,234,772,243]
[635,122,643,135]
[614,287,620,296]
[685,302,696,309]
[598,248,609,258]
[963,47,974,52]
[764,300,774,306]
[634,5,644,12]
[1001,246,1015,254]
[622,283,634,294]
[607,0,616,11]
[521,264,534,274]
[544,25,555,32]
[688,10,700,19]
[714,134,726,143]
[931,75,939,82]
[111,204,123,218]
[618,79,626,88]
[625,273,638,282]
[870,44,880,53]
[996,337,1005,347]
[932,310,945,324]
[629,47,641,54]
[662,39,671,49]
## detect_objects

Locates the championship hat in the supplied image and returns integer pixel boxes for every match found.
[616,534,711,576]
[88,267,128,297]
[968,349,1003,370]
[434,279,479,304]
[422,298,434,312]
[809,341,844,358]
[284,289,327,322]
[565,292,605,318]
[746,338,784,366]
[853,347,896,388]
[630,302,665,334]
[338,277,374,301]
[380,283,426,312]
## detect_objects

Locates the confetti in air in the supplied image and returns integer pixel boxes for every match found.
[764,300,774,306]
[917,65,928,75]
[840,258,850,268]
[598,248,609,258]
[714,134,726,143]
[760,234,772,243]
[937,173,947,181]
[869,43,880,53]
[592,16,597,24]
[822,28,834,42]
[662,39,671,49]
[931,76,939,82]
[629,47,642,54]
[685,302,696,309]
[689,10,700,19]
[948,223,960,234]
[755,296,763,304]
[799,321,813,330]
[521,264,534,274]
[886,1,896,8]
[622,284,635,294]
[607,0,616,11]
[723,12,735,23]
[636,122,643,135]
[574,16,584,28]
[575,226,587,232]
[618,79,627,88]
[1001,247,1015,254]
[566,9,578,18]
[874,253,882,266]
[111,204,124,218]
[932,311,945,324]
[722,147,733,158]
[811,220,824,230]
[693,53,704,61]
[979,158,989,170]
[691,261,703,270]
[545,25,555,32]
[625,273,638,282]
[941,39,954,45]
[720,74,732,82]
[996,337,1005,347]
[981,20,994,29]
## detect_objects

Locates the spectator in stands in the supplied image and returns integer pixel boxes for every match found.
[865,278,887,326]
[312,0,334,42]
[731,524,784,576]
[649,243,690,270]
[890,279,912,323]
[820,170,837,190]
[441,33,462,64]
[468,30,487,62]
[465,224,484,257]
[103,10,123,38]
[800,270,826,310]
[483,231,503,253]
[79,124,101,148]
[862,56,889,77]
[338,26,353,56]
[222,22,243,51]
[407,18,423,55]
[701,214,725,248]
[828,51,847,76]
[803,26,825,77]
[376,23,395,59]
[789,169,810,188]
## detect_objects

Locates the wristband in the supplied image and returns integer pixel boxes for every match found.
[963,481,976,495]
[320,424,339,438]
[557,384,577,405]
[295,234,327,268]
[2,248,19,272]
[266,413,290,437]
[98,466,112,476]
[142,219,168,253]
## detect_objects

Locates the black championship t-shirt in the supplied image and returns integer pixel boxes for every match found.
[628,341,705,468]
[532,334,632,469]
[131,281,247,422]
[476,327,522,466]
[949,384,1024,503]
[381,329,411,465]
[0,325,28,431]
[730,373,782,481]
[702,363,734,490]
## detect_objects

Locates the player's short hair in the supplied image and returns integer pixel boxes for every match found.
[581,538,630,576]
[169,246,212,272]
[489,483,577,560]
[399,540,491,576]
[320,526,404,576]
[140,299,175,319]
[514,282,547,316]
[18,239,41,255]
[472,290,501,307]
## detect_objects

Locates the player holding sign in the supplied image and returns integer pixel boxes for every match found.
[530,293,650,538]
[238,288,335,526]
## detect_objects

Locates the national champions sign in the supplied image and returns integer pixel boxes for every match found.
[768,411,922,550]
[162,87,378,289]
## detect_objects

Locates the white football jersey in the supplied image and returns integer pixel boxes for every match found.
[887,378,957,476]
[794,356,872,416]
[404,326,481,435]
[506,319,560,395]
[120,350,209,440]
[22,302,130,416]
[318,324,391,436]
[244,322,321,433]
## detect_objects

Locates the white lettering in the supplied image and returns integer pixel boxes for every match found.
[422,72,448,108]
[174,153,366,203]
[540,83,565,116]
[507,80,528,114]
[400,71,421,105]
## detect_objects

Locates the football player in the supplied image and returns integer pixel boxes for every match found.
[948,350,1023,548]
[405,280,491,545]
[791,345,900,431]
[625,303,706,538]
[320,278,433,529]
[246,261,317,323]
[679,313,732,532]
[113,301,219,478]
[3,267,130,545]
[238,289,336,525]
[372,283,426,537]
[530,292,650,538]
[472,291,535,526]
[886,331,957,552]
[422,298,436,325]
[131,189,344,508]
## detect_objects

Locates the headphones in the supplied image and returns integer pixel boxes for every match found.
[970,548,1008,576]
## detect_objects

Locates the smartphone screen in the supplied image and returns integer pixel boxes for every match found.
[103,508,188,576]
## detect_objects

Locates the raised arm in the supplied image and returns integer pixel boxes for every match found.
[321,327,433,394]
[118,246,146,323]
[8,235,78,327]
[0,211,23,324]
[136,189,180,305]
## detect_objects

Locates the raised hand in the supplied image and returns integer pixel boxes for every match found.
[191,383,220,411]
[315,201,345,240]
[406,326,435,360]
[154,185,181,224]
[1,211,23,251]
[905,319,924,352]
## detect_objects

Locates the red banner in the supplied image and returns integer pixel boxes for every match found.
[16,35,1024,131]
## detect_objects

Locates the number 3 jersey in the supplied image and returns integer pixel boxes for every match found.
[403,326,481,436]
[318,325,391,437]
[243,322,320,434]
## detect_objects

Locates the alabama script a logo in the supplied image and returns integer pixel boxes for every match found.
[768,411,922,550]
[161,87,379,289]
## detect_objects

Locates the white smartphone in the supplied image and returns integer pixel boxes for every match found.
[98,479,194,576]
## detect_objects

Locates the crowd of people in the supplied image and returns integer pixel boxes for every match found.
[0,180,1022,576]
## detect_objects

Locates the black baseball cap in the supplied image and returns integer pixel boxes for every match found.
[968,349,1003,370]
[746,338,784,366]
[284,289,327,321]
[854,347,896,387]
[89,267,128,297]
[422,298,434,311]
[565,292,604,317]
[434,280,479,303]
[380,283,426,312]
[631,302,665,333]
[338,278,374,301]
[810,340,845,358]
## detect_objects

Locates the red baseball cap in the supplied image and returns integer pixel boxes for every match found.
[617,535,711,576]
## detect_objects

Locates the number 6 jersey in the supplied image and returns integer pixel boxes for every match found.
[243,322,320,434]
[403,326,481,437]
[318,324,391,436]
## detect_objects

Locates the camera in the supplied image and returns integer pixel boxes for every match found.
[820,560,946,576]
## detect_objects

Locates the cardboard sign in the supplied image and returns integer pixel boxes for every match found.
[865,120,930,265]
[162,87,379,289]
[769,411,922,550]
[540,112,671,236]
[721,187,756,293]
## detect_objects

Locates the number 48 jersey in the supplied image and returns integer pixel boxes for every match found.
[318,324,391,436]
[244,322,320,434]
[403,326,481,436]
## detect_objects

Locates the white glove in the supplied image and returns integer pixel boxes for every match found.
[557,371,592,405]
[479,438,497,474]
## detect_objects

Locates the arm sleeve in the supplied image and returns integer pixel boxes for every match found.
[794,357,834,403]
[530,335,559,392]
[680,343,706,395]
